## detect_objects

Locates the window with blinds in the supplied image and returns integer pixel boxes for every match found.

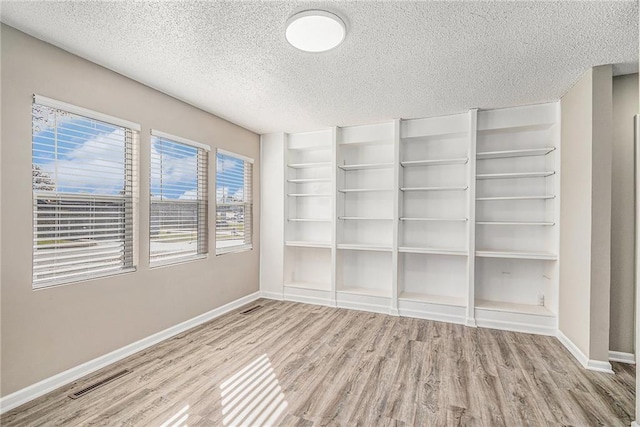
[32,96,139,289]
[216,150,253,254]
[150,131,209,266]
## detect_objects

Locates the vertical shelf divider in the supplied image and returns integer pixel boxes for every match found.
[330,126,338,307]
[466,109,478,327]
[390,118,401,316]
[281,133,289,300]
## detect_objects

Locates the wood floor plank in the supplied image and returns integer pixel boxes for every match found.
[1,299,635,427]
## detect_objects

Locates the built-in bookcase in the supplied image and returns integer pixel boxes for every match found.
[473,105,560,332]
[272,102,560,334]
[284,130,334,300]
[335,122,395,311]
[396,113,472,322]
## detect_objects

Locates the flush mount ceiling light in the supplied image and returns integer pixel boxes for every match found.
[285,10,346,52]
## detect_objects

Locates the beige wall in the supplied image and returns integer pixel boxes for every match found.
[589,65,613,362]
[0,25,260,396]
[610,73,639,355]
[259,133,284,297]
[560,68,594,356]
[559,65,612,363]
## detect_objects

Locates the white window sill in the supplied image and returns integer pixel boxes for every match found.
[149,254,208,269]
[216,244,253,256]
[33,267,137,291]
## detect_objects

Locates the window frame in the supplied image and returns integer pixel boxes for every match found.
[149,129,210,268]
[31,95,140,289]
[215,148,254,255]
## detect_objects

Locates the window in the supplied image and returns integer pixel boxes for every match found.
[32,95,139,289]
[216,150,253,254]
[149,131,209,266]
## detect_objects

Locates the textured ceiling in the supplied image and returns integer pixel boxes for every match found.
[1,1,637,134]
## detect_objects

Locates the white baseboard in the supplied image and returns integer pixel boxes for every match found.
[0,291,261,415]
[476,318,556,336]
[586,359,615,373]
[398,308,466,326]
[557,330,589,367]
[609,350,636,364]
[281,294,334,307]
[336,300,391,315]
[556,330,614,374]
[260,291,284,300]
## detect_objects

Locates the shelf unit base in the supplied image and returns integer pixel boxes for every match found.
[283,285,334,307]
[336,288,393,314]
[474,301,556,336]
[398,295,467,325]
[266,290,558,336]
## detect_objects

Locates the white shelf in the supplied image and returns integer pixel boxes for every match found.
[285,241,331,249]
[401,217,468,222]
[399,247,468,256]
[338,188,393,193]
[287,218,331,222]
[287,162,332,169]
[287,178,331,183]
[401,131,467,142]
[476,147,556,160]
[339,139,392,146]
[477,122,554,135]
[476,171,555,180]
[287,193,331,197]
[475,250,557,261]
[337,243,392,252]
[339,217,393,221]
[401,158,468,167]
[401,186,468,192]
[475,299,554,317]
[284,282,330,291]
[338,162,394,170]
[476,221,555,226]
[337,287,391,298]
[399,292,466,307]
[476,195,555,201]
[288,144,331,151]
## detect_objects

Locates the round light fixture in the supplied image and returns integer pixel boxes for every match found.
[285,10,346,52]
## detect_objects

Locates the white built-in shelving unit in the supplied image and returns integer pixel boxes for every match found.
[272,102,561,335]
[473,105,559,334]
[283,130,334,303]
[335,122,396,312]
[396,112,473,324]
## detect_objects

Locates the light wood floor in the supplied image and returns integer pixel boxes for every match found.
[1,299,635,426]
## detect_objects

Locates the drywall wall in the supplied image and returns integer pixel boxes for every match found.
[559,68,595,357]
[610,73,638,355]
[259,133,284,298]
[559,65,613,365]
[589,65,613,363]
[0,24,260,396]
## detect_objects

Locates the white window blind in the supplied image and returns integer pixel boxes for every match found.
[32,99,138,289]
[150,131,209,265]
[216,150,253,254]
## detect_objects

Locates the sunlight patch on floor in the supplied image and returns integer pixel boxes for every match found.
[160,404,189,427]
[220,354,288,426]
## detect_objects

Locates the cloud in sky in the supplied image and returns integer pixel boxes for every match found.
[150,139,198,199]
[179,189,198,200]
[39,128,127,194]
[217,155,238,173]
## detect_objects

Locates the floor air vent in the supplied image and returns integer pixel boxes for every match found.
[240,305,263,315]
[68,369,130,399]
